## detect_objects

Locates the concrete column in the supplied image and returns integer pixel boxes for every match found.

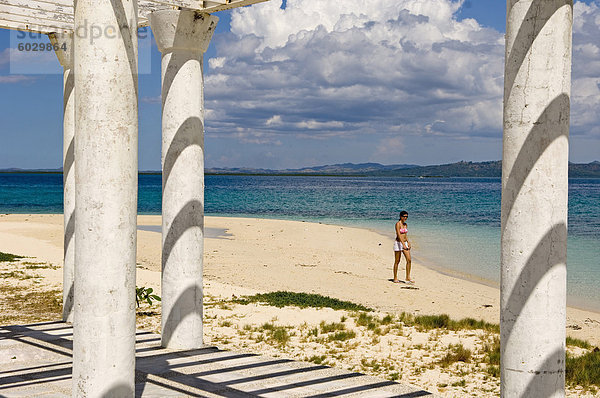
[49,32,75,323]
[150,10,217,349]
[501,1,572,397]
[73,0,138,396]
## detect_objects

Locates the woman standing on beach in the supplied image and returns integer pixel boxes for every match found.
[393,211,413,284]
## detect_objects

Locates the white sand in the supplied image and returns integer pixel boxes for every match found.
[0,214,599,397]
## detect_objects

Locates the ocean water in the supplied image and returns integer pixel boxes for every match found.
[1,173,599,311]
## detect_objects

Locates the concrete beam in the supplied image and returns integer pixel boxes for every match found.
[501,1,572,397]
[72,0,138,395]
[150,9,217,349]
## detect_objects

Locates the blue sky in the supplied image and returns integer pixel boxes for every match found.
[0,0,598,170]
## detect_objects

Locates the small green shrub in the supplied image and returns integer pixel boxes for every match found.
[486,365,500,378]
[0,252,24,262]
[328,330,356,341]
[307,355,326,364]
[356,312,378,329]
[135,287,161,307]
[438,344,472,367]
[451,379,466,387]
[320,321,345,333]
[482,336,500,365]
[233,291,372,311]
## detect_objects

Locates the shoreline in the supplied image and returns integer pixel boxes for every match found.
[207,213,600,315]
[0,213,598,347]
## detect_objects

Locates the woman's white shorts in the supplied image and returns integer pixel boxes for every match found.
[393,241,404,252]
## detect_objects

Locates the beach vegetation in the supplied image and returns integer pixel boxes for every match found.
[481,336,500,366]
[355,312,378,329]
[451,379,467,387]
[328,330,356,341]
[320,321,345,333]
[256,322,291,346]
[397,312,499,333]
[0,252,25,262]
[232,291,372,311]
[566,349,600,387]
[486,365,500,378]
[0,270,37,280]
[438,344,472,367]
[307,355,327,364]
[0,287,61,325]
[389,372,400,381]
[566,336,591,350]
[135,286,161,308]
[219,320,232,327]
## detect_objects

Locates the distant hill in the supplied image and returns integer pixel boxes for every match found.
[2,161,600,177]
[207,160,600,178]
[205,162,418,175]
[0,167,63,173]
[371,160,502,177]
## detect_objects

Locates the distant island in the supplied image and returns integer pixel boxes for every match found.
[205,160,600,178]
[2,160,599,178]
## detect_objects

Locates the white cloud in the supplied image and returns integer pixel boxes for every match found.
[207,0,504,143]
[203,0,599,166]
[209,57,226,69]
[266,114,282,125]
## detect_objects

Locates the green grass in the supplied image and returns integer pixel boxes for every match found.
[355,312,378,329]
[0,252,25,262]
[328,330,356,341]
[566,336,592,350]
[307,355,327,364]
[320,321,345,333]
[451,379,466,387]
[566,349,600,387]
[0,271,36,280]
[258,322,291,346]
[233,291,372,311]
[482,336,500,366]
[0,288,62,325]
[397,312,499,332]
[438,344,472,367]
[486,365,500,378]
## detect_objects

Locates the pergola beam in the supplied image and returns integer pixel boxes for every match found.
[0,12,72,33]
[0,0,73,17]
[0,0,266,33]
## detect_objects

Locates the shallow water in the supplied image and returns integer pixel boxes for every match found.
[1,173,598,310]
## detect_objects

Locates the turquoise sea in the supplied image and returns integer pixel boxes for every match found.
[1,173,599,311]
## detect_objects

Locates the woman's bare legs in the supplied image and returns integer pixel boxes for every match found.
[393,251,401,282]
[403,249,413,282]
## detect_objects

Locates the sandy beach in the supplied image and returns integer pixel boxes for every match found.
[0,213,599,397]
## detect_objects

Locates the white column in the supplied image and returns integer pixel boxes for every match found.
[49,32,75,323]
[501,1,572,397]
[150,10,218,349]
[73,0,138,396]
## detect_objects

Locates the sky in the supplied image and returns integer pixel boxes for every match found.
[0,0,598,170]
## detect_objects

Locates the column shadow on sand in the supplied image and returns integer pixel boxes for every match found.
[0,322,433,397]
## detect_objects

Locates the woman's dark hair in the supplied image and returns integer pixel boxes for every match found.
[399,211,408,219]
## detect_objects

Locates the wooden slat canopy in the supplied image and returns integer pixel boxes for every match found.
[0,0,266,33]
